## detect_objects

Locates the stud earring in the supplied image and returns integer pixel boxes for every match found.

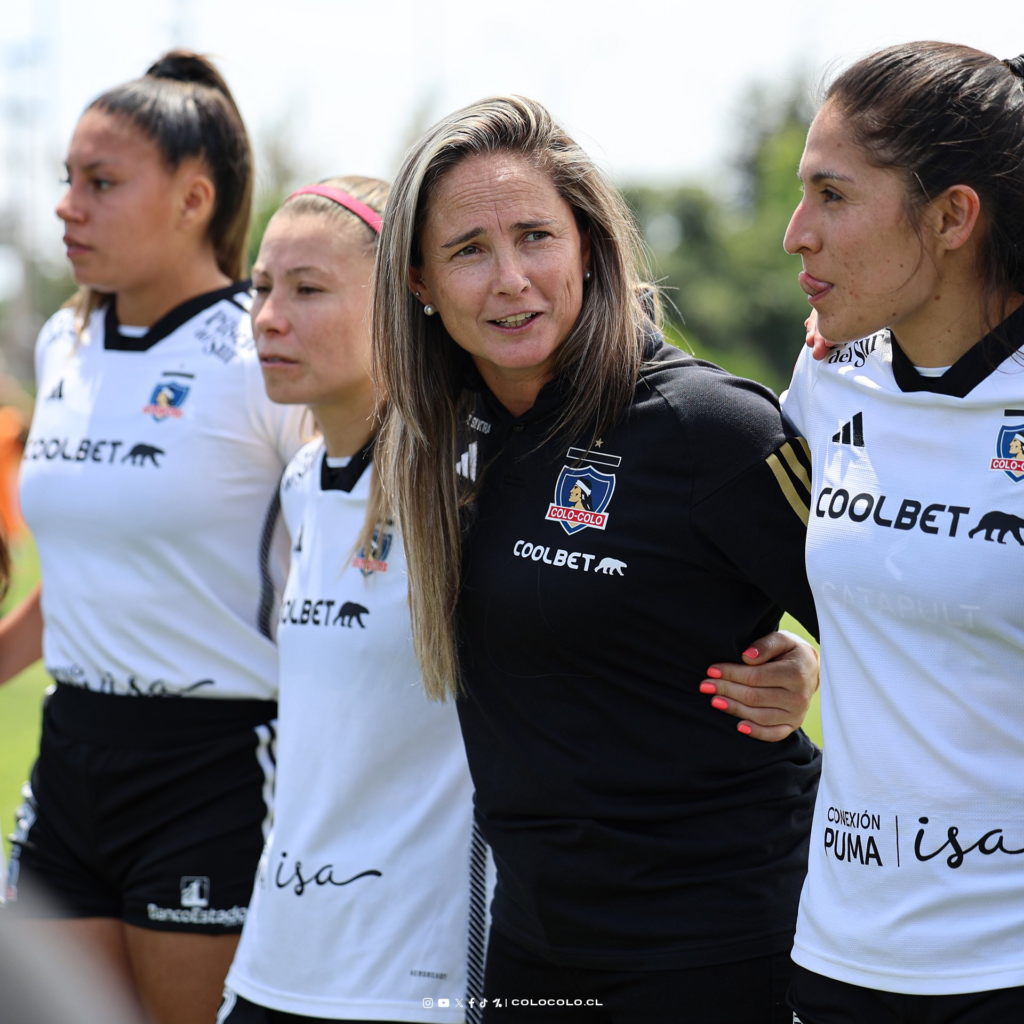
[584,269,592,282]
[424,304,436,316]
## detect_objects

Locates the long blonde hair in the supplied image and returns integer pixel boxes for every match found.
[372,95,655,700]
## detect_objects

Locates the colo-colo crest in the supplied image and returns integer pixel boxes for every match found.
[143,378,191,421]
[545,445,621,535]
[352,525,393,575]
[991,420,1024,482]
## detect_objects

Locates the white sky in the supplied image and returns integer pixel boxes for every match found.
[1,0,1023,277]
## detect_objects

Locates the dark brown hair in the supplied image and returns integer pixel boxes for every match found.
[826,42,1024,321]
[68,51,254,332]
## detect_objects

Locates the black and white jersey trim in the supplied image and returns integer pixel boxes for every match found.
[215,987,238,1024]
[256,484,283,640]
[320,439,374,493]
[466,821,488,1024]
[104,281,252,352]
[889,302,1024,397]
[253,722,277,843]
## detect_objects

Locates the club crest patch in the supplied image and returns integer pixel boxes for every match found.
[546,445,622,535]
[143,379,190,421]
[352,526,393,575]
[991,422,1024,481]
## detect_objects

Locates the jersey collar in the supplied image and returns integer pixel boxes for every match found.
[320,437,374,493]
[889,302,1024,397]
[104,281,250,352]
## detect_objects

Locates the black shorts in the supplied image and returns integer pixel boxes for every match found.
[218,989,401,1024]
[789,964,1024,1023]
[6,683,276,934]
[481,927,793,1023]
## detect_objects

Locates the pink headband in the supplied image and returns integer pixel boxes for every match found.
[286,184,382,234]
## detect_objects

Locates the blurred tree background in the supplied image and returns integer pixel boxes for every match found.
[628,84,813,392]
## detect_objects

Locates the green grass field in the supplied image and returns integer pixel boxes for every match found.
[1,536,51,859]
[0,537,821,861]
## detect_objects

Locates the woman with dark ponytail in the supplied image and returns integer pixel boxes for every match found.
[779,42,1024,1021]
[0,53,302,1023]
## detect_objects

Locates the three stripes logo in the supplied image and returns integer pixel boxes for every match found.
[766,438,812,526]
[456,441,478,481]
[832,411,865,447]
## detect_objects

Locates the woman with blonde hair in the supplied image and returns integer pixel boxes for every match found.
[220,176,489,1024]
[373,96,821,1022]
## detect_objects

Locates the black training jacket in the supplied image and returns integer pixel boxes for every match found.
[455,335,821,971]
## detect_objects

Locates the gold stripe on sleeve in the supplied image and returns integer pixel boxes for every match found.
[797,436,811,465]
[779,441,811,496]
[766,452,810,526]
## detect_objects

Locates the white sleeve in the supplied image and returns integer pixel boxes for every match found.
[779,342,818,438]
[33,308,75,390]
[279,440,323,539]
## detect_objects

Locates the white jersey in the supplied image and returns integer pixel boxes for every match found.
[782,325,1024,995]
[20,286,304,700]
[227,439,491,1023]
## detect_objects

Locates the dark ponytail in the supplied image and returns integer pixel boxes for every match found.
[66,51,254,333]
[1003,54,1024,80]
[825,42,1024,333]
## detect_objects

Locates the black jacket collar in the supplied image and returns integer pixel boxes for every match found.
[466,327,662,430]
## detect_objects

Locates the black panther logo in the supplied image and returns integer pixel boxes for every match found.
[122,443,164,467]
[968,511,1024,546]
[334,601,369,628]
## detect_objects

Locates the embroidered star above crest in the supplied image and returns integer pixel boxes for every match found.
[595,439,603,448]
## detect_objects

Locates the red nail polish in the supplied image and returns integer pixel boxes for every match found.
[743,647,759,659]
[711,697,728,711]
[700,682,717,695]
[707,667,723,679]
[737,723,753,735]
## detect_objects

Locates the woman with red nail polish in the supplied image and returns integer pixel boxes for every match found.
[780,42,1024,1024]
[373,97,822,1024]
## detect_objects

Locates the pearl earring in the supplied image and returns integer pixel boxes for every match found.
[584,269,592,281]
[424,304,436,316]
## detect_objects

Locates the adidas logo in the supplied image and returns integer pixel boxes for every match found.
[456,441,478,481]
[47,379,64,400]
[832,411,864,447]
